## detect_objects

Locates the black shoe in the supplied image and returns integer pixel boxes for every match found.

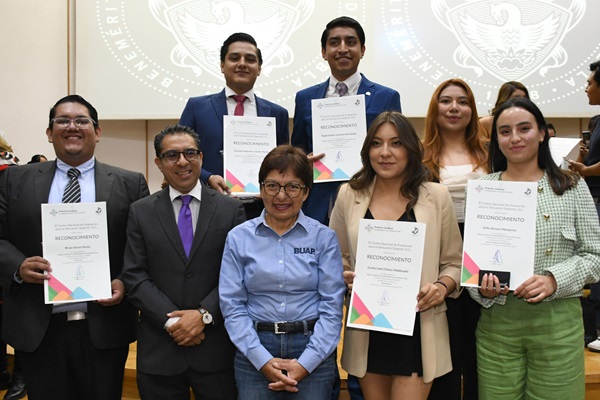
[3,375,26,400]
[0,371,8,391]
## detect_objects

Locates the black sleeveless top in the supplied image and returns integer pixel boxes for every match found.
[365,208,423,377]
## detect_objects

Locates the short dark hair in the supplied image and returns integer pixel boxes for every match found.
[590,61,600,87]
[28,154,47,164]
[220,32,263,65]
[258,145,312,189]
[154,125,201,157]
[320,16,365,50]
[489,97,578,195]
[49,95,99,129]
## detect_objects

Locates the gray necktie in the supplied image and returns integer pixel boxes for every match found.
[336,82,348,97]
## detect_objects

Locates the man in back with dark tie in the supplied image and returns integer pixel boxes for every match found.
[0,95,149,400]
[179,32,289,219]
[122,125,245,399]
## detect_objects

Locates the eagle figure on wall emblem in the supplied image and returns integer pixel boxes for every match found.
[432,0,585,80]
[149,0,314,78]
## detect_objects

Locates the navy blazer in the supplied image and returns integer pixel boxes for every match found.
[0,161,149,352]
[291,74,402,224]
[180,89,290,183]
[122,185,245,375]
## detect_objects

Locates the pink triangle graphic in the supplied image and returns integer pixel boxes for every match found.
[352,293,374,320]
[225,170,245,189]
[48,273,73,296]
[463,251,480,275]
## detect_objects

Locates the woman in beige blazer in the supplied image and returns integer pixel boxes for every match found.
[329,111,463,399]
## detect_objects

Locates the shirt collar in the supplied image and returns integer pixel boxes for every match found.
[329,71,362,96]
[56,157,95,176]
[256,209,309,236]
[168,181,203,203]
[225,86,255,104]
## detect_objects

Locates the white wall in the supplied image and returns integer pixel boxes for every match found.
[0,0,594,195]
[0,1,168,191]
[0,1,67,164]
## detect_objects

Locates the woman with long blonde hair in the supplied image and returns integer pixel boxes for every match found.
[422,78,488,400]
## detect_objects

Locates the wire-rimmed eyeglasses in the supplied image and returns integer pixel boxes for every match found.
[51,117,96,128]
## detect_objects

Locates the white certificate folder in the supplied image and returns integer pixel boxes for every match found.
[348,219,425,336]
[42,202,112,304]
[461,180,537,289]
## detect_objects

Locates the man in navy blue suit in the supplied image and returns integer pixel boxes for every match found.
[180,32,289,218]
[292,16,402,226]
[292,16,402,400]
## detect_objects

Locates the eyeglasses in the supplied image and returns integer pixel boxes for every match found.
[160,149,201,163]
[51,117,96,128]
[261,180,306,198]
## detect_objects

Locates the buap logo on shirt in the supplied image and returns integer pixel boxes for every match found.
[294,247,315,255]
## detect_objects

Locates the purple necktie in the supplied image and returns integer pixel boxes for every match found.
[231,95,247,116]
[178,195,193,257]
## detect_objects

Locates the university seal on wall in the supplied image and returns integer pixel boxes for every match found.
[381,0,598,108]
[94,0,368,104]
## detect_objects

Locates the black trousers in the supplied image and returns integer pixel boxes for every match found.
[429,222,480,400]
[17,314,129,400]
[137,368,237,400]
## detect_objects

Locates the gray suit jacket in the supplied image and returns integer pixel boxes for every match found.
[0,160,149,352]
[122,184,245,375]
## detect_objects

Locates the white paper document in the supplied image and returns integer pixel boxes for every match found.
[311,94,367,183]
[347,219,426,336]
[461,180,537,289]
[223,115,277,197]
[549,137,581,170]
[42,202,112,304]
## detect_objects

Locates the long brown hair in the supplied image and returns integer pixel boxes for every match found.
[490,81,529,116]
[489,97,578,195]
[422,78,488,181]
[349,111,430,218]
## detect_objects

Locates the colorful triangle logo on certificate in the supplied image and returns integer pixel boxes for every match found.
[47,273,93,302]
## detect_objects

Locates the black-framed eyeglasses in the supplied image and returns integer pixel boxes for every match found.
[160,149,201,163]
[261,180,306,198]
[51,117,96,128]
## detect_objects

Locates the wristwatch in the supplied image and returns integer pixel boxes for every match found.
[198,306,213,324]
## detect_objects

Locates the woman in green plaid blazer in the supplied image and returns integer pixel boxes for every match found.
[468,97,600,400]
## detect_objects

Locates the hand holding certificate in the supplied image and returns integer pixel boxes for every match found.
[223,115,277,197]
[347,219,426,336]
[461,180,538,290]
[42,202,112,304]
[548,137,581,170]
[311,95,367,183]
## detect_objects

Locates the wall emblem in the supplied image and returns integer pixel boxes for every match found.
[433,0,585,81]
[149,0,314,78]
